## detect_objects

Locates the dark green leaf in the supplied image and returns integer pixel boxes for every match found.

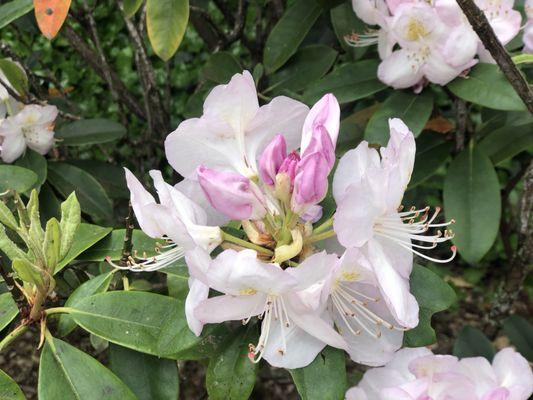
[0,369,25,400]
[47,162,113,222]
[0,0,33,29]
[502,315,533,362]
[0,58,28,94]
[443,145,501,264]
[330,1,367,59]
[15,150,47,188]
[409,133,453,188]
[0,165,38,193]
[453,326,495,360]
[122,0,143,18]
[202,52,242,84]
[263,0,322,74]
[109,344,179,400]
[38,335,136,400]
[68,160,128,199]
[404,265,456,347]
[289,347,347,400]
[478,122,533,165]
[0,292,18,331]
[447,64,527,111]
[56,119,126,146]
[167,275,189,300]
[365,90,434,145]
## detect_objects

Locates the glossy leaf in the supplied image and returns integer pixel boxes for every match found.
[15,150,47,187]
[206,326,258,400]
[409,133,453,188]
[453,326,495,360]
[502,315,533,362]
[447,64,526,111]
[146,0,189,61]
[47,162,113,222]
[202,52,242,84]
[0,369,25,400]
[0,0,33,29]
[57,271,114,337]
[38,335,136,399]
[404,265,456,347]
[365,90,434,145]
[0,292,19,332]
[56,119,126,146]
[122,0,143,18]
[0,58,28,95]
[303,60,386,105]
[167,274,189,300]
[0,165,38,193]
[443,145,501,264]
[34,0,71,39]
[263,0,322,74]
[289,347,347,400]
[478,122,533,165]
[266,45,337,95]
[58,192,81,261]
[109,344,180,400]
[68,160,128,199]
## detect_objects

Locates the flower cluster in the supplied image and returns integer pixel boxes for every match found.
[121,71,457,369]
[348,0,522,90]
[0,61,58,163]
[346,346,533,400]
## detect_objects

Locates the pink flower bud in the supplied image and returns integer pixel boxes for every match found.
[301,93,340,156]
[302,125,336,169]
[197,165,266,220]
[258,134,287,185]
[278,151,300,187]
[292,152,329,209]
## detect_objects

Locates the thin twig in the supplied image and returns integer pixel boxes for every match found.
[0,256,26,313]
[456,0,533,113]
[120,202,135,267]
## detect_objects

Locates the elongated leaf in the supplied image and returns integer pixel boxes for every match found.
[38,335,136,399]
[68,160,128,199]
[267,45,337,95]
[303,60,386,105]
[453,326,495,360]
[15,150,47,187]
[404,265,456,347]
[202,52,242,84]
[0,369,25,400]
[47,162,113,222]
[206,326,258,400]
[365,90,433,145]
[289,347,347,400]
[478,122,533,165]
[57,119,126,146]
[502,315,533,362]
[0,165,38,193]
[0,0,33,29]
[0,200,18,231]
[443,145,501,264]
[55,223,112,273]
[263,0,322,74]
[0,292,19,331]
[123,0,143,18]
[57,271,113,337]
[0,226,31,263]
[448,63,526,111]
[146,0,189,61]
[0,58,28,95]
[43,218,60,270]
[12,258,44,286]
[58,192,81,260]
[109,344,179,400]
[409,133,453,188]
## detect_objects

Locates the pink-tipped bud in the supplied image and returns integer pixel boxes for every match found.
[278,151,300,187]
[259,134,287,185]
[292,152,329,209]
[301,93,340,155]
[302,125,336,169]
[197,165,266,220]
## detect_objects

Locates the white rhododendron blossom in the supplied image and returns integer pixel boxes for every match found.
[122,71,458,369]
[346,347,533,400]
[348,0,523,89]
[0,104,58,163]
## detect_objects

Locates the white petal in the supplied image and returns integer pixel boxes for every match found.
[194,293,266,323]
[378,50,424,89]
[0,132,25,163]
[492,348,533,399]
[345,387,369,400]
[185,278,210,336]
[286,251,338,290]
[25,127,55,155]
[300,93,340,154]
[423,52,465,86]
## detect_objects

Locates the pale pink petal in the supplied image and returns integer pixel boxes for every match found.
[378,49,425,89]
[301,93,340,155]
[185,278,210,336]
[0,132,26,163]
[286,251,338,290]
[194,293,266,323]
[492,348,533,400]
[345,387,369,400]
[259,134,287,185]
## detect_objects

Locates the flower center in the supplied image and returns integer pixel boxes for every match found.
[406,19,429,41]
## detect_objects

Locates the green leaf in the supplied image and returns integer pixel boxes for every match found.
[15,150,47,188]
[0,165,38,193]
[167,274,188,300]
[453,326,495,360]
[303,60,386,105]
[0,200,18,231]
[57,271,114,337]
[55,223,112,273]
[0,58,28,95]
[0,0,33,29]
[12,258,44,287]
[0,226,30,263]
[409,133,453,188]
[263,0,322,74]
[122,0,143,18]
[0,292,19,332]
[330,1,367,59]
[202,52,242,84]
[502,315,533,362]
[289,347,347,400]
[365,90,434,145]
[404,265,456,347]
[478,122,533,165]
[77,229,159,262]
[109,344,179,400]
[68,160,129,200]
[58,192,81,261]
[447,63,526,111]
[266,45,337,95]
[43,218,60,271]
[27,189,44,245]
[206,326,258,400]
[146,0,189,61]
[38,335,136,400]
[0,369,25,400]
[56,119,126,146]
[443,145,501,264]
[47,162,113,222]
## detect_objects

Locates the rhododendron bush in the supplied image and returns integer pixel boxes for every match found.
[0,0,531,399]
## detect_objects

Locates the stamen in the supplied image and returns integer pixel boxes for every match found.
[106,240,184,272]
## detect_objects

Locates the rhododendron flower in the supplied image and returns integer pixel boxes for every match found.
[188,247,348,368]
[0,104,58,163]
[346,347,533,400]
[524,0,533,53]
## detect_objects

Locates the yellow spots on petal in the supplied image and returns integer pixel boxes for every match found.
[341,271,360,282]
[406,19,429,41]
[239,288,258,295]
